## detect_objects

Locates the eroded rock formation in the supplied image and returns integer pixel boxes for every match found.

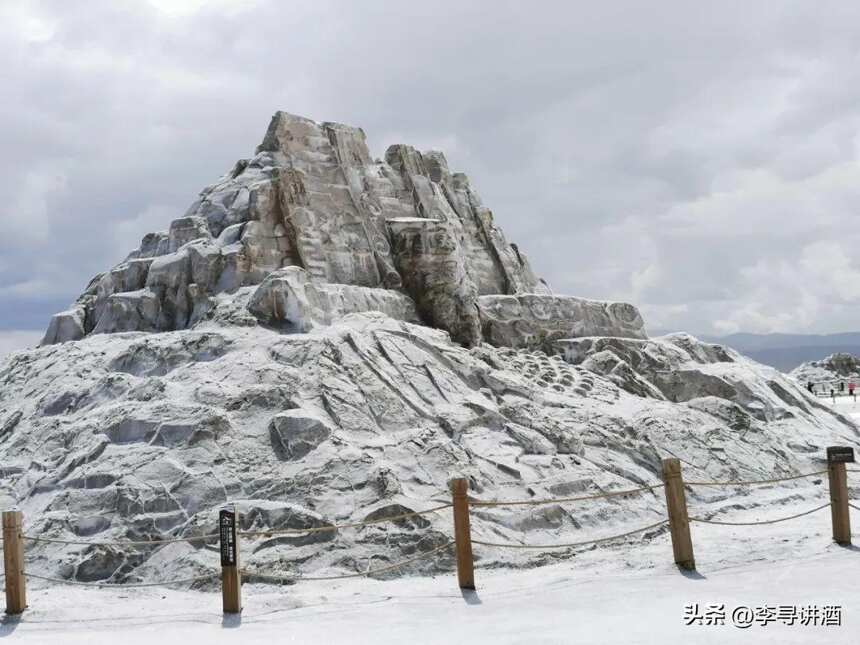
[42,111,642,349]
[480,295,646,349]
[248,266,419,331]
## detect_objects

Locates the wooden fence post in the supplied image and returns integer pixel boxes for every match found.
[451,478,475,590]
[2,510,27,615]
[662,458,695,571]
[826,447,852,546]
[220,506,242,614]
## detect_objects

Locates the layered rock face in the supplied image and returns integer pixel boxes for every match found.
[42,111,641,349]
[248,266,420,332]
[387,218,482,346]
[480,295,646,349]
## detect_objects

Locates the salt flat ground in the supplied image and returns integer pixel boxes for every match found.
[4,509,858,645]
[829,395,860,418]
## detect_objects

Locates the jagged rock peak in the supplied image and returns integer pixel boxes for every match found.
[42,111,644,349]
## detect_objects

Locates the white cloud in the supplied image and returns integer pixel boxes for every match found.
[5,165,68,246]
[0,3,57,43]
[146,0,262,19]
[799,241,860,301]
[5,1,860,336]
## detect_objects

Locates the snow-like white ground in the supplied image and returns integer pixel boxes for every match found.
[824,396,860,423]
[5,493,858,645]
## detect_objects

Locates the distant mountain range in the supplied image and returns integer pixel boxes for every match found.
[650,330,860,373]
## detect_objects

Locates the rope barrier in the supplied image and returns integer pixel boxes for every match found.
[689,502,831,526]
[241,541,453,583]
[684,470,828,487]
[471,519,669,550]
[5,463,846,599]
[25,571,218,588]
[237,503,453,538]
[470,484,663,508]
[848,502,860,512]
[22,532,220,547]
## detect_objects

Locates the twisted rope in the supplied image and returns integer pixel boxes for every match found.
[237,504,452,538]
[471,519,669,550]
[22,532,219,547]
[242,541,453,583]
[470,484,663,508]
[684,470,828,487]
[689,502,831,526]
[25,571,218,588]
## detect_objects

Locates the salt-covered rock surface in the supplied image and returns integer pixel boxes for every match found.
[40,111,642,348]
[7,111,858,587]
[791,352,860,387]
[2,313,856,585]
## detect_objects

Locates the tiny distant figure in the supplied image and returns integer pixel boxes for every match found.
[840,381,845,393]
[807,381,814,393]
[831,388,836,403]
[850,382,856,402]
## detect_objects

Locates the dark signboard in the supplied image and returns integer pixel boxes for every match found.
[219,509,237,567]
[827,446,855,464]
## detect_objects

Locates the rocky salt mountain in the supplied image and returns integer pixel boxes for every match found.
[1,112,856,586]
[790,353,860,389]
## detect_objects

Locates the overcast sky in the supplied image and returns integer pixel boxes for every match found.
[3,0,860,355]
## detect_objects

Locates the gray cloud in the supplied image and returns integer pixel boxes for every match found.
[3,0,860,341]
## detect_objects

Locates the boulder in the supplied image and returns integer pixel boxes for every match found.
[168,216,212,253]
[269,410,333,459]
[479,294,646,350]
[91,289,161,334]
[248,266,419,331]
[41,306,87,345]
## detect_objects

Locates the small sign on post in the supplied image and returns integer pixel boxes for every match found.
[826,447,852,545]
[220,509,238,567]
[827,447,855,464]
[220,508,241,614]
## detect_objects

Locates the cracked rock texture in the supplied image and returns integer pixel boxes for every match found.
[480,295,646,350]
